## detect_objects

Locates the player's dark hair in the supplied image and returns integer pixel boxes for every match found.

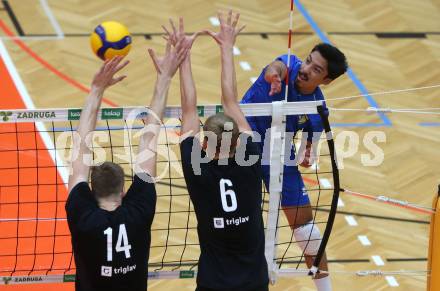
[203,113,239,155]
[311,43,348,80]
[91,162,125,198]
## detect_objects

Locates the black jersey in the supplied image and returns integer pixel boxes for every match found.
[66,174,156,291]
[180,134,268,291]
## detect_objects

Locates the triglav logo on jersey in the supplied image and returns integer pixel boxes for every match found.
[114,264,137,275]
[101,264,137,277]
[213,217,224,228]
[213,216,250,228]
[225,216,249,226]
[101,266,113,277]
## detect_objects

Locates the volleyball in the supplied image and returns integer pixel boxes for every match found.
[90,21,132,61]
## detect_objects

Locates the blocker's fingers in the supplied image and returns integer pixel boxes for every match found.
[191,31,203,42]
[110,75,127,85]
[203,30,220,44]
[114,59,130,74]
[162,25,171,36]
[108,55,123,72]
[103,56,117,72]
[148,48,161,74]
[102,58,114,75]
[217,11,225,26]
[232,13,240,27]
[179,16,184,34]
[177,47,189,63]
[174,37,186,53]
[97,59,109,74]
[237,24,246,34]
[203,30,216,38]
[169,18,177,35]
[227,10,232,25]
[165,39,172,55]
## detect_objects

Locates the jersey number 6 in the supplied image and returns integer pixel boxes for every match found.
[103,224,132,261]
[219,179,237,212]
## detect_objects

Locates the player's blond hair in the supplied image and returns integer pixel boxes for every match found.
[203,113,239,155]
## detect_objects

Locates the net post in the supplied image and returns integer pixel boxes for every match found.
[427,184,440,290]
[264,101,286,284]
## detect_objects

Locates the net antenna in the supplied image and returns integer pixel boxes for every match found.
[263,0,295,283]
[310,106,340,275]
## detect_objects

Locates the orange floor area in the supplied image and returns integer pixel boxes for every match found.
[0,54,73,289]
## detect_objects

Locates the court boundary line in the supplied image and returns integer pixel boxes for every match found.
[0,39,69,184]
[1,0,23,36]
[420,122,440,126]
[39,0,64,39]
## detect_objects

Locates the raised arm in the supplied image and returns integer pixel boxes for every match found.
[179,50,199,137]
[135,39,188,178]
[206,10,249,133]
[68,57,129,192]
[163,18,201,138]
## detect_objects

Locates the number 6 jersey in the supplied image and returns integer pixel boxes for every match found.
[180,134,269,291]
[66,175,156,291]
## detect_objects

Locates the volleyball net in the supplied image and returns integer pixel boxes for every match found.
[0,101,339,284]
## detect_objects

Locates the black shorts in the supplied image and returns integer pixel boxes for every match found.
[195,284,269,291]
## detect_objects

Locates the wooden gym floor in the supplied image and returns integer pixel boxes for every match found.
[0,0,439,290]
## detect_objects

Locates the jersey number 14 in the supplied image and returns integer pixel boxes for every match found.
[103,224,132,261]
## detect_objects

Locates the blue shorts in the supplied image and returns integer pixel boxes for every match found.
[261,165,310,207]
[245,118,310,207]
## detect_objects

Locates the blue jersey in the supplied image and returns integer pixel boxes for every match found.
[240,55,329,207]
[241,54,328,146]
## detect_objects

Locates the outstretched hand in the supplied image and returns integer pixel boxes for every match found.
[91,56,129,91]
[162,17,201,51]
[148,38,189,77]
[205,10,246,48]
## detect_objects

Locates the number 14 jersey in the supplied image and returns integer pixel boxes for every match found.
[66,175,156,291]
